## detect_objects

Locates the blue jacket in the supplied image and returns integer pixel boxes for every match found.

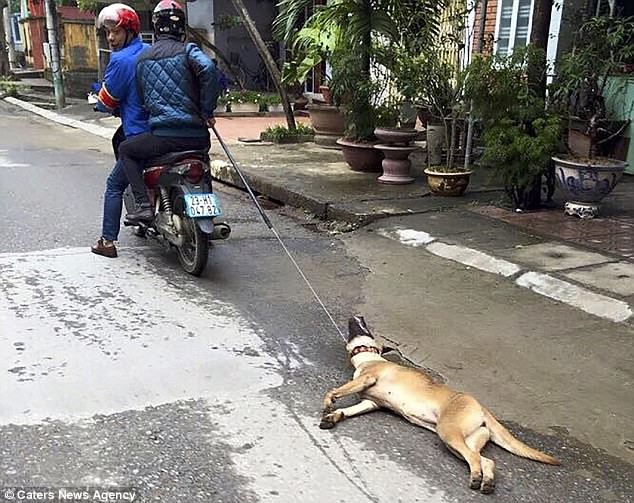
[136,36,221,137]
[96,37,150,137]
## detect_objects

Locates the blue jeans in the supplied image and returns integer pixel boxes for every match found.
[101,160,128,241]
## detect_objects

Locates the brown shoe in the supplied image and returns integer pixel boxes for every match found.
[91,238,117,258]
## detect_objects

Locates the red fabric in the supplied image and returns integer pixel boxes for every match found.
[98,85,119,110]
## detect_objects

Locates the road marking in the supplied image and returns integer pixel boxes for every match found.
[377,227,436,247]
[0,247,280,424]
[516,271,632,322]
[0,152,29,168]
[426,241,521,277]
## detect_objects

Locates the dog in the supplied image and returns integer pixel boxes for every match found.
[319,315,560,494]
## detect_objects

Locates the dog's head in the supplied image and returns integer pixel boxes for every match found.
[345,315,382,358]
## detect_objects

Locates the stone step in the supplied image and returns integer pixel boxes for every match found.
[10,69,44,79]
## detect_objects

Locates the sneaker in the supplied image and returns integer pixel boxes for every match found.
[91,238,117,258]
[125,204,153,223]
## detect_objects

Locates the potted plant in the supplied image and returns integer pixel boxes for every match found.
[549,15,633,218]
[263,93,284,113]
[465,46,561,209]
[275,0,425,170]
[225,89,262,114]
[414,50,475,196]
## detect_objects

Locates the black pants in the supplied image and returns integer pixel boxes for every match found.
[112,126,126,160]
[119,132,210,207]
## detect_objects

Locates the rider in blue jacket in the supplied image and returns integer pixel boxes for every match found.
[119,0,221,223]
[91,3,150,258]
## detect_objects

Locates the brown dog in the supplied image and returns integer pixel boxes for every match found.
[319,315,560,494]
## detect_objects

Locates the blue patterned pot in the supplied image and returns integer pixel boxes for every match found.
[552,156,627,219]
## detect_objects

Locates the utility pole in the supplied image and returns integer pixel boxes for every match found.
[44,0,65,108]
[229,0,296,130]
[3,4,17,70]
[0,0,9,75]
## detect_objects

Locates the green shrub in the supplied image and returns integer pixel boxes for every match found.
[260,124,314,143]
[0,79,18,98]
[225,90,262,104]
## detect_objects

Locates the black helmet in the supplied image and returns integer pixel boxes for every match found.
[152,0,186,38]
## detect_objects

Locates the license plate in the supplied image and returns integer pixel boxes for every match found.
[184,193,222,218]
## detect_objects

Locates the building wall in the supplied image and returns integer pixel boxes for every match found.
[188,0,278,91]
[61,21,97,72]
[472,0,498,54]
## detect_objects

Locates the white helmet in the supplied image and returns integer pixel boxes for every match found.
[97,3,141,34]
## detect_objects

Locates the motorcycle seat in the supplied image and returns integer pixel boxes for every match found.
[146,150,209,167]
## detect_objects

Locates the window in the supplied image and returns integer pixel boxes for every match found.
[494,0,534,56]
[10,15,21,43]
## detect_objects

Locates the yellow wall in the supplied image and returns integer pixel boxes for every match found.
[62,21,97,71]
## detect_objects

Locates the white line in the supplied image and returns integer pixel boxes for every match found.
[516,271,632,322]
[4,97,114,139]
[426,241,522,277]
[377,227,436,247]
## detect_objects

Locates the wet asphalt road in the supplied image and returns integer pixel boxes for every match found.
[0,101,632,503]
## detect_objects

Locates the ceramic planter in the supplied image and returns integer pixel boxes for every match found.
[552,155,628,218]
[424,168,473,196]
[230,102,259,113]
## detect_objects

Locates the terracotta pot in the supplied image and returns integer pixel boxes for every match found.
[307,104,345,147]
[337,139,384,172]
[374,127,419,146]
[424,168,473,196]
[375,144,418,184]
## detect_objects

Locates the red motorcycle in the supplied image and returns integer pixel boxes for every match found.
[124,149,230,276]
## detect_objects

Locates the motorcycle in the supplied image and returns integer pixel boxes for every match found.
[123,149,231,276]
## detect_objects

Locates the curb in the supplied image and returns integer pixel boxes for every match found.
[4,97,114,140]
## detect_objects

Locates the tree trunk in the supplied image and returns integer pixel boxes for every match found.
[0,1,9,76]
[528,0,553,98]
[229,0,296,130]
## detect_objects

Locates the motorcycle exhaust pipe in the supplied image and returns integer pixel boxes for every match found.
[211,222,231,240]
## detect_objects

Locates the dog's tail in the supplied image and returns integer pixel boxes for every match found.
[483,408,560,465]
[348,315,373,341]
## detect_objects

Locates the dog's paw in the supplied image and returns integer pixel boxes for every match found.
[469,473,483,491]
[480,479,495,495]
[319,416,336,429]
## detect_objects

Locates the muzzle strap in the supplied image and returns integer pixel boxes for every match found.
[350,345,381,357]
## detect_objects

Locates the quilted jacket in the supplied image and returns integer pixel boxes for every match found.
[136,36,221,138]
[96,37,150,137]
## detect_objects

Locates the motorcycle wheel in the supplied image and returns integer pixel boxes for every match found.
[171,191,209,276]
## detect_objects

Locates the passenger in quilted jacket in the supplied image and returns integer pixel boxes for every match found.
[119,0,221,223]
[90,3,150,259]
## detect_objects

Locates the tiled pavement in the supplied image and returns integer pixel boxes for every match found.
[470,206,634,260]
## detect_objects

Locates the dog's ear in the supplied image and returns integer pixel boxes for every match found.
[348,315,374,341]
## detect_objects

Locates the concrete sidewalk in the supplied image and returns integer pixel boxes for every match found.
[5,96,633,324]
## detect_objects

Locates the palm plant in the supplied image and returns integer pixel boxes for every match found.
[274,0,445,141]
